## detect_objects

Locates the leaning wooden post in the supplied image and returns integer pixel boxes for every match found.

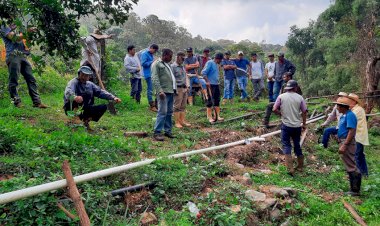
[62,160,91,226]
[343,200,367,226]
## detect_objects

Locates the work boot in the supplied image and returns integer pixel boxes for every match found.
[180,112,191,127]
[222,99,228,105]
[33,103,48,108]
[207,108,214,123]
[285,154,295,176]
[215,107,224,121]
[345,171,361,196]
[174,112,183,128]
[263,104,272,128]
[164,132,175,139]
[295,155,304,172]
[188,96,193,106]
[149,101,158,112]
[153,133,165,141]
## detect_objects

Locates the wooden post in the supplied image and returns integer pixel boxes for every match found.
[343,200,367,226]
[62,160,91,226]
[300,128,308,146]
[100,39,106,81]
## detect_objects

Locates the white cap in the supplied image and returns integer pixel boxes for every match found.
[238,51,244,55]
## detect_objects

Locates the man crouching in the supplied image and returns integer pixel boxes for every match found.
[63,66,121,131]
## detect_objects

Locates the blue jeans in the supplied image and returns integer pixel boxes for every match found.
[273,80,284,101]
[154,93,174,134]
[236,76,248,99]
[355,142,368,176]
[188,76,207,96]
[281,124,302,156]
[145,77,153,103]
[322,127,338,148]
[268,81,275,102]
[223,78,235,99]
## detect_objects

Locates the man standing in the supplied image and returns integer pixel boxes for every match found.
[202,53,224,122]
[141,44,159,111]
[197,48,212,73]
[265,53,276,102]
[347,93,369,177]
[221,51,237,104]
[124,45,142,103]
[0,21,47,108]
[250,53,265,101]
[273,52,296,101]
[172,52,191,128]
[184,47,207,105]
[64,66,121,131]
[234,51,251,102]
[333,97,361,196]
[273,80,307,176]
[152,49,176,141]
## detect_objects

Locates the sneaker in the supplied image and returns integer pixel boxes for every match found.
[164,133,175,139]
[153,133,165,141]
[33,103,48,108]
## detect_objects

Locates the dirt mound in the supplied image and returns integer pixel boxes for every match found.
[225,142,261,166]
[124,190,152,212]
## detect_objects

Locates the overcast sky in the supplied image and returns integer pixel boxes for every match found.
[132,0,332,45]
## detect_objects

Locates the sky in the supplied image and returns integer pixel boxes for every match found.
[132,0,332,45]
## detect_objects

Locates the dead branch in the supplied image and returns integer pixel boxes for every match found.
[343,200,367,226]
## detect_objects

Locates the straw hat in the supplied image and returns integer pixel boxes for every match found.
[333,97,351,106]
[347,93,362,105]
[338,92,348,97]
[91,29,109,40]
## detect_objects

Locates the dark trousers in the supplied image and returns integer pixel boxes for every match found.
[64,101,107,122]
[268,81,275,102]
[130,78,142,102]
[355,142,368,176]
[206,84,221,107]
[6,55,41,105]
[281,124,302,156]
[322,127,338,148]
[264,102,275,124]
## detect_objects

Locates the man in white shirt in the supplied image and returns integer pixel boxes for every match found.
[250,53,265,101]
[124,45,142,103]
[265,53,276,102]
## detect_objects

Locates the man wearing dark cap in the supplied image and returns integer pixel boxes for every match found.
[184,47,208,105]
[273,52,296,101]
[140,44,159,111]
[234,51,251,102]
[64,66,121,131]
[221,51,237,104]
[273,80,307,176]
[201,53,224,122]
[197,48,212,73]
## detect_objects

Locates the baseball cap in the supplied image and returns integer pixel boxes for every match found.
[238,51,244,55]
[225,51,231,55]
[268,53,274,57]
[277,52,285,57]
[251,52,257,57]
[186,47,193,52]
[214,52,224,60]
[284,80,298,90]
[203,48,210,53]
[78,66,93,75]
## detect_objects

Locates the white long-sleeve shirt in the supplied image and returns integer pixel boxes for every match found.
[124,54,142,79]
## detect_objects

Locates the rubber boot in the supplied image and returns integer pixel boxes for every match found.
[295,155,304,172]
[285,154,295,176]
[180,112,191,127]
[345,171,361,196]
[174,112,183,128]
[188,96,193,106]
[207,108,213,123]
[149,101,158,112]
[215,107,224,121]
[263,104,272,128]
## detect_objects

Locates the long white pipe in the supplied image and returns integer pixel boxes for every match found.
[0,115,325,205]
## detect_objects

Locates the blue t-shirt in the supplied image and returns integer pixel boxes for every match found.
[201,60,219,85]
[234,58,250,76]
[0,25,29,60]
[221,59,236,80]
[184,56,198,74]
[337,110,357,139]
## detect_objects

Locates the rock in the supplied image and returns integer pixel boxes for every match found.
[283,187,297,197]
[204,187,213,194]
[140,212,157,225]
[269,187,289,198]
[270,208,282,221]
[280,218,291,226]
[245,190,266,202]
[243,172,251,178]
[230,205,241,213]
[258,198,277,210]
[259,169,273,174]
[235,163,245,169]
[229,175,252,186]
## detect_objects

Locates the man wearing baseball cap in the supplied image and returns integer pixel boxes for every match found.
[347,93,369,177]
[273,52,296,101]
[221,51,237,104]
[233,51,251,102]
[273,80,307,176]
[333,96,361,196]
[64,66,121,131]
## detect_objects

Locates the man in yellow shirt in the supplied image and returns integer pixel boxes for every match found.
[347,93,369,177]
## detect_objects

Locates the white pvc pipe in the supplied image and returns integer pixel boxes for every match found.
[0,115,325,205]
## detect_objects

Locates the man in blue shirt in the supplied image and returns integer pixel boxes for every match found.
[0,21,47,108]
[140,44,159,111]
[221,51,237,104]
[334,97,362,196]
[234,51,251,102]
[202,53,224,123]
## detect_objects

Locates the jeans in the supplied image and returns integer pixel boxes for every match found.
[273,80,284,101]
[268,81,275,102]
[130,78,142,102]
[322,127,338,148]
[251,78,264,99]
[236,76,248,99]
[188,76,207,96]
[223,78,235,99]
[7,55,41,105]
[154,93,174,134]
[145,77,153,103]
[281,124,302,156]
[355,142,368,176]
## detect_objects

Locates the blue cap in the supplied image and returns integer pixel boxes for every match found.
[78,66,93,75]
[186,47,193,52]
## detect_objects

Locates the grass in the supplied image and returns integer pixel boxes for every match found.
[0,66,379,225]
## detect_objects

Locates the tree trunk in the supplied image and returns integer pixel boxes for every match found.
[364,56,380,113]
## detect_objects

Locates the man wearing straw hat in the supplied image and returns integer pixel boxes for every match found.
[333,96,362,196]
[347,93,369,177]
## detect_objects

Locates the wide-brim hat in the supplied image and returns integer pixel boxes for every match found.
[91,29,109,39]
[347,93,362,105]
[338,92,348,97]
[333,97,351,106]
